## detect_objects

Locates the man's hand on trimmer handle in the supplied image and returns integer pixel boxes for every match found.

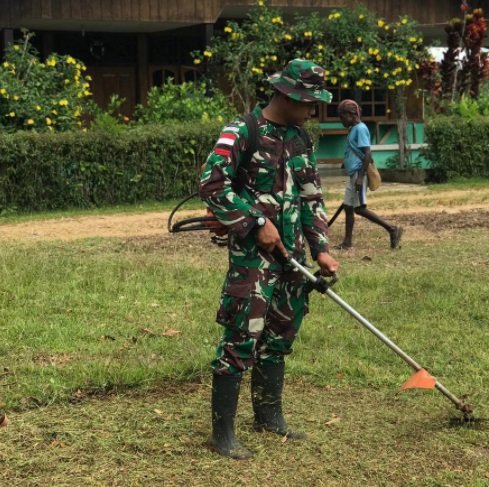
[256,218,288,257]
[317,251,340,276]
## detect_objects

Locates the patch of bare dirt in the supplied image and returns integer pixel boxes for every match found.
[1,183,489,242]
[393,209,489,232]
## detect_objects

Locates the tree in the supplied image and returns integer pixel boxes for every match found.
[440,4,488,101]
[193,1,430,167]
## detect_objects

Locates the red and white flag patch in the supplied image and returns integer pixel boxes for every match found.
[214,130,238,157]
[217,132,237,146]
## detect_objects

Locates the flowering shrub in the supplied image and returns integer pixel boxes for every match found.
[192,1,430,111]
[0,32,92,133]
[135,79,237,124]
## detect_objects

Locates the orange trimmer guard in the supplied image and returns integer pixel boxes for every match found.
[401,368,437,390]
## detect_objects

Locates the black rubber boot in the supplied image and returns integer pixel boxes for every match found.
[210,373,254,460]
[251,362,305,439]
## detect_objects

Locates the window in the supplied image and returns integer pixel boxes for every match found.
[319,87,388,121]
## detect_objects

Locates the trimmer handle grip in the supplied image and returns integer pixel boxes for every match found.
[272,249,338,294]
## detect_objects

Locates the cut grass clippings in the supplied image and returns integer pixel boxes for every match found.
[1,382,488,487]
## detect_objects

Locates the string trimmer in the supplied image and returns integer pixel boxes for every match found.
[279,252,474,423]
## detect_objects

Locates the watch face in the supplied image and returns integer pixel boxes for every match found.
[257,216,266,227]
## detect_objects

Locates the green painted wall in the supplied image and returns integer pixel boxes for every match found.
[317,121,431,169]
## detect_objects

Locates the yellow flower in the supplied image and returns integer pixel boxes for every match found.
[13,95,19,101]
[376,55,382,61]
[418,37,423,43]
[270,55,277,61]
[350,58,357,65]
[8,111,15,117]
[359,14,365,20]
[66,56,76,65]
[341,82,349,88]
[26,119,35,126]
[304,31,313,38]
[13,45,20,51]
[51,110,58,115]
[272,17,283,24]
[86,75,92,81]
[378,20,385,27]
[409,37,417,43]
[224,26,233,33]
[59,99,69,107]
[357,37,362,43]
[46,57,57,67]
[284,34,292,41]
[257,0,264,6]
[65,79,70,84]
[3,62,10,68]
[401,18,408,25]
[383,73,389,78]
[35,105,42,111]
[45,117,52,125]
[339,71,346,78]
[251,67,263,74]
[330,77,338,85]
[84,90,91,97]
[193,58,202,65]
[384,25,390,30]
[74,109,81,117]
[388,85,395,90]
[0,88,6,96]
[203,50,213,58]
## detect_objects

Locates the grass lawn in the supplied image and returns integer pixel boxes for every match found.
[1,189,489,485]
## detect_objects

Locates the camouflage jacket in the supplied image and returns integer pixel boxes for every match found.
[199,104,329,269]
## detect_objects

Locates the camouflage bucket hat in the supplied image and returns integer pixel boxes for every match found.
[268,59,332,103]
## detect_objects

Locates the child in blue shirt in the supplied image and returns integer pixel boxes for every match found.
[336,99,403,249]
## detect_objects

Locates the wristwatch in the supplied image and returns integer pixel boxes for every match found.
[255,216,266,228]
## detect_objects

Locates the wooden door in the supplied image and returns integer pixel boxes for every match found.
[87,66,136,117]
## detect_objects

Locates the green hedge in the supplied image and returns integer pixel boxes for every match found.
[0,119,324,212]
[425,116,489,180]
[0,122,222,211]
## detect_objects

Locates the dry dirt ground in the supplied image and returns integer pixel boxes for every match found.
[1,177,488,243]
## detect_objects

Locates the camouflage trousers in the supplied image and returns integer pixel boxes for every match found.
[212,264,309,375]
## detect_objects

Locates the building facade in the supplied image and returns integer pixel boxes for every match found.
[2,0,473,117]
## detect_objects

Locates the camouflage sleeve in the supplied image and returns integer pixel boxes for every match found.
[199,120,263,239]
[299,150,330,259]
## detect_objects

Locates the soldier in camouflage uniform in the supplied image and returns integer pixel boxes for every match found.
[199,59,340,460]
